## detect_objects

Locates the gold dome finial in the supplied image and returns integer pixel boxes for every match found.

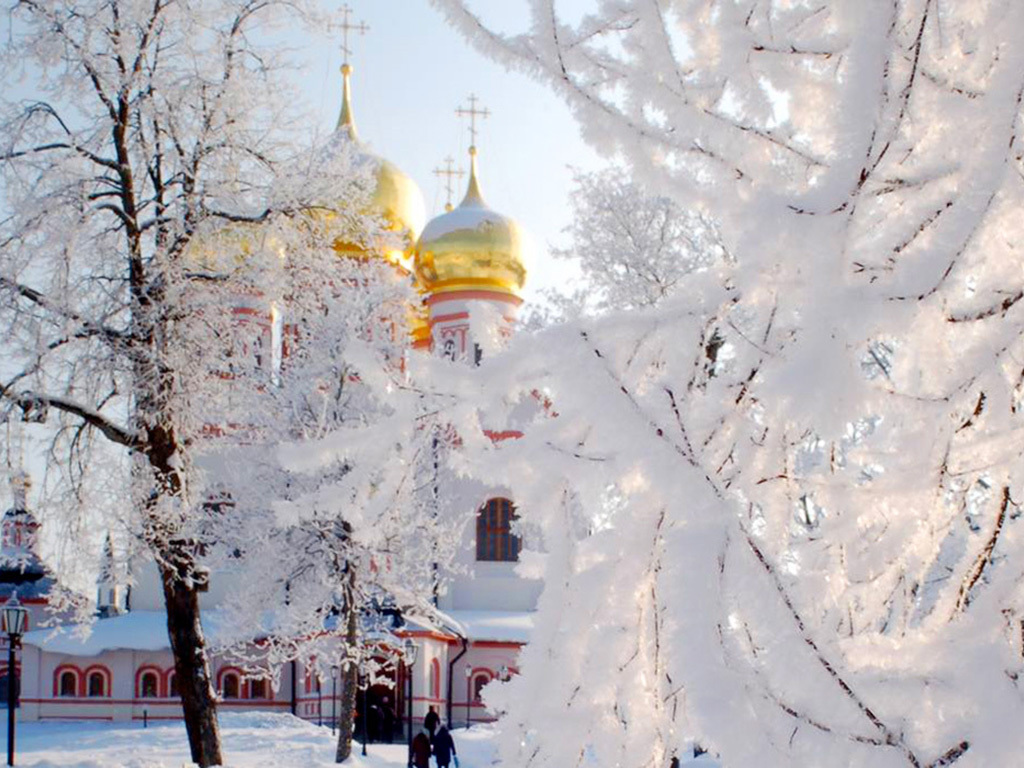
[337,63,358,139]
[335,5,368,139]
[462,146,485,206]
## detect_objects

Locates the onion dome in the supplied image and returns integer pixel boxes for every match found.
[328,64,426,260]
[413,147,527,297]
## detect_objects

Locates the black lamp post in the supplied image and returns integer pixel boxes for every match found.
[330,666,338,736]
[464,665,472,730]
[360,668,367,756]
[2,595,28,767]
[403,638,418,768]
[317,676,323,727]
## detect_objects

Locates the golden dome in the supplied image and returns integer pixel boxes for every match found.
[331,64,425,258]
[413,147,527,297]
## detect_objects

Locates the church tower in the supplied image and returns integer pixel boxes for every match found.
[1,473,42,565]
[96,533,127,617]
[414,97,527,362]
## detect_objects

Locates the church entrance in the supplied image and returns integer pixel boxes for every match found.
[363,682,401,743]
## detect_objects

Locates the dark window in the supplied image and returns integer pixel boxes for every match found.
[222,673,239,699]
[88,672,105,697]
[140,672,159,698]
[249,679,267,699]
[472,675,489,702]
[476,498,521,562]
[168,673,179,698]
[59,671,77,697]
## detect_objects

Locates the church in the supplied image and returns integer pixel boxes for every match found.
[3,32,540,737]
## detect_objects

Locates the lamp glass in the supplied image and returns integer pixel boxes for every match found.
[1,600,27,636]
[403,638,418,665]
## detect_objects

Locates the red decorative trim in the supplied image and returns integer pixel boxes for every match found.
[135,666,164,699]
[395,628,458,643]
[83,664,112,698]
[53,664,82,698]
[429,658,441,699]
[412,695,446,705]
[482,429,523,442]
[468,640,525,649]
[426,291,522,307]
[217,666,243,700]
[429,311,470,325]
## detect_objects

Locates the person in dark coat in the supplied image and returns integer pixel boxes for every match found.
[412,728,432,768]
[432,723,458,768]
[424,706,440,735]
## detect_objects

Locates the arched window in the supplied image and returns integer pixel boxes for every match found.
[167,671,179,698]
[472,673,490,703]
[59,670,78,697]
[249,679,268,699]
[429,659,440,699]
[139,671,159,698]
[222,672,239,700]
[87,671,106,698]
[476,498,520,562]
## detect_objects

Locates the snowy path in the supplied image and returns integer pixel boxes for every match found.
[1,713,498,768]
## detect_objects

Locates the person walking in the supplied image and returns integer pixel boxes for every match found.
[432,722,458,768]
[424,706,440,736]
[412,727,432,768]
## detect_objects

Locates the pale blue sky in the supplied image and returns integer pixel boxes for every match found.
[290,1,602,300]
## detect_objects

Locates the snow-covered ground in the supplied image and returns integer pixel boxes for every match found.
[2,713,498,767]
[1,713,720,767]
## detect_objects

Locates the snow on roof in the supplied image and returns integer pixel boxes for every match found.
[23,610,229,656]
[439,610,534,645]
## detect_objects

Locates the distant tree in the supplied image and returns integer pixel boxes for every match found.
[550,168,725,316]
[435,2,1024,767]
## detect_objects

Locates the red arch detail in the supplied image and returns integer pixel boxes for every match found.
[83,664,112,698]
[135,665,164,698]
[53,664,83,697]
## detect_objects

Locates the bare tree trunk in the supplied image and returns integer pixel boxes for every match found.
[335,572,360,763]
[161,552,223,767]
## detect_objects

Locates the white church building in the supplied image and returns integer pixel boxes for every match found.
[5,48,540,737]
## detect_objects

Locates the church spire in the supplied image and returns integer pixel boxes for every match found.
[334,4,368,140]
[337,64,359,140]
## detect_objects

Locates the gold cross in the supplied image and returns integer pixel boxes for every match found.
[338,4,369,65]
[456,94,490,148]
[433,156,465,211]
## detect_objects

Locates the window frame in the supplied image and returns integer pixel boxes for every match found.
[476,498,521,562]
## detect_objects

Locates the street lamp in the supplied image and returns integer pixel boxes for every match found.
[499,664,509,683]
[2,594,28,767]
[317,675,323,727]
[361,668,368,757]
[464,666,472,730]
[330,666,338,736]
[403,638,418,768]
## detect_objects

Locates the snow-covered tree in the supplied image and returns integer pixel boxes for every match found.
[433,2,1024,766]
[201,242,460,762]
[548,167,725,317]
[0,2,369,763]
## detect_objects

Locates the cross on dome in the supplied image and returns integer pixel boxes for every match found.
[433,156,465,212]
[456,94,490,149]
[338,4,369,66]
